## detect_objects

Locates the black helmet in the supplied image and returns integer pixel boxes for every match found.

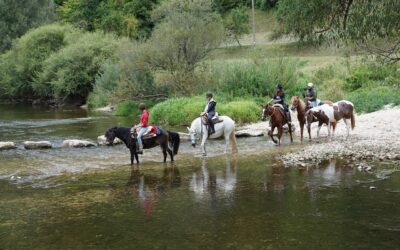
[206,91,213,98]
[138,103,146,110]
[276,83,283,89]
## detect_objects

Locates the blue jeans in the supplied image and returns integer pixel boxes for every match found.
[137,127,148,145]
[311,100,317,108]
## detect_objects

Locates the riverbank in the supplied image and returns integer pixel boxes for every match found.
[281,106,400,166]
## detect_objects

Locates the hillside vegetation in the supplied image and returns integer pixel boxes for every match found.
[0,0,398,124]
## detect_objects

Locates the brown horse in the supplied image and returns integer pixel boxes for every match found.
[332,100,356,137]
[291,96,333,141]
[262,104,293,145]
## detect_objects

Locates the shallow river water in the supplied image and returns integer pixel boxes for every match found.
[0,104,399,249]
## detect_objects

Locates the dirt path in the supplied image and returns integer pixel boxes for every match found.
[280,106,400,166]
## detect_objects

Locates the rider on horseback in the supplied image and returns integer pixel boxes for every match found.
[204,91,216,135]
[305,82,318,108]
[272,83,291,124]
[134,103,149,154]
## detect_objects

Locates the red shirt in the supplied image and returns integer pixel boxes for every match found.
[140,110,149,127]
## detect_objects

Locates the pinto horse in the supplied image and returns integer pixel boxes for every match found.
[290,96,333,141]
[105,127,180,164]
[332,100,356,137]
[305,104,339,140]
[262,104,293,146]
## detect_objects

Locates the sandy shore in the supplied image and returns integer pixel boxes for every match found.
[280,106,400,166]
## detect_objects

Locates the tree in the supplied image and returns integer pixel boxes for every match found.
[276,0,400,62]
[142,0,225,95]
[58,0,158,39]
[0,0,56,52]
[225,6,250,47]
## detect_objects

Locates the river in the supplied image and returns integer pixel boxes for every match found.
[0,104,399,249]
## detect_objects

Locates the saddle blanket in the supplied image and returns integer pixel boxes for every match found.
[131,126,163,139]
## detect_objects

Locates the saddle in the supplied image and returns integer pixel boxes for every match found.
[272,104,291,123]
[201,112,223,125]
[130,126,159,140]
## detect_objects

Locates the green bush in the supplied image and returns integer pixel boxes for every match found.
[113,100,158,117]
[211,57,303,98]
[0,24,79,98]
[37,32,120,101]
[150,96,261,126]
[347,86,400,113]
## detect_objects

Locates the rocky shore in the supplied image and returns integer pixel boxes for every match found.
[280,106,400,167]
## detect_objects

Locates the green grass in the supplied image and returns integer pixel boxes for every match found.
[150,96,262,126]
[347,86,400,113]
[113,100,158,117]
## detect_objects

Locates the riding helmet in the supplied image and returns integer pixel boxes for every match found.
[206,91,213,98]
[276,83,283,89]
[138,103,146,110]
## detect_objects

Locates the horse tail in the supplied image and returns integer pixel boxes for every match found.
[168,131,180,155]
[230,130,238,154]
[351,112,355,130]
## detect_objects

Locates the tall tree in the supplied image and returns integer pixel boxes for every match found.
[276,0,400,62]
[0,0,56,52]
[143,0,225,94]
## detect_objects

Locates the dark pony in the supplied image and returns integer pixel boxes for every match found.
[262,104,293,146]
[105,127,180,164]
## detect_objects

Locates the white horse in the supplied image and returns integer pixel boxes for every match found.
[188,116,238,156]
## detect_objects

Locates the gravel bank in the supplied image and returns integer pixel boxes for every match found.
[280,106,400,167]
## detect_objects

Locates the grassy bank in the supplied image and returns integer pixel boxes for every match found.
[150,96,262,126]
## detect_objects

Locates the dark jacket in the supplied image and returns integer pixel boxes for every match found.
[206,100,216,114]
[306,87,317,101]
[273,91,285,106]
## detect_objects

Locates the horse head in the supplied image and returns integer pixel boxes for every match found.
[105,127,118,146]
[187,127,197,148]
[261,104,273,121]
[290,96,300,111]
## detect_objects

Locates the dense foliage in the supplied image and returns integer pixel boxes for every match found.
[0,0,56,52]
[58,0,158,39]
[0,24,121,103]
[276,0,400,62]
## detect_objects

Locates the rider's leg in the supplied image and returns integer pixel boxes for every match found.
[137,127,147,153]
[208,113,215,134]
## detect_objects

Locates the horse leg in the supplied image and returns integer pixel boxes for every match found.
[343,119,350,137]
[167,145,174,162]
[224,132,230,154]
[135,153,139,164]
[201,133,207,157]
[277,126,283,146]
[327,121,331,139]
[161,144,167,163]
[270,126,278,145]
[130,148,134,165]
[317,122,322,138]
[332,122,337,137]
[307,122,312,141]
[300,121,304,142]
[288,122,293,143]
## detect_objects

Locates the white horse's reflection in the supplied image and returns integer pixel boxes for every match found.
[190,156,237,201]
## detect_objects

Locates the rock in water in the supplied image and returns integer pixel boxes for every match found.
[97,135,123,146]
[63,139,96,148]
[23,141,52,150]
[235,129,265,137]
[0,142,17,150]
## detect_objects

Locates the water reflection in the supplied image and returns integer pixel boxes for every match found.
[125,164,181,219]
[190,156,238,203]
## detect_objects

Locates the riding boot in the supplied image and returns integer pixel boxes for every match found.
[137,144,143,154]
[209,122,215,135]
